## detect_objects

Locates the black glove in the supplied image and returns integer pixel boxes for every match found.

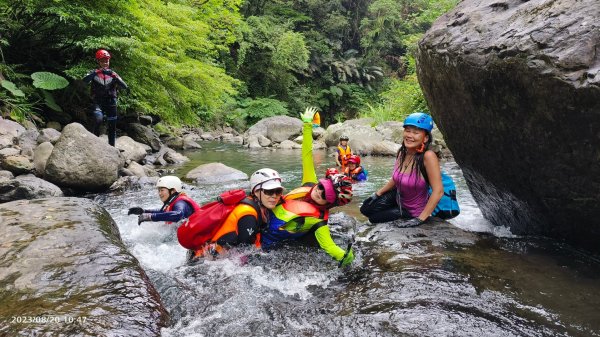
[398,217,425,228]
[128,207,144,215]
[138,213,152,225]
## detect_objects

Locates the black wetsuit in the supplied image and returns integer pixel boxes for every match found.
[82,68,128,146]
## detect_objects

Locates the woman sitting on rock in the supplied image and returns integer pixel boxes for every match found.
[360,112,443,227]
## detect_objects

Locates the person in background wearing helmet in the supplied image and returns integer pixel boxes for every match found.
[335,135,353,169]
[285,107,354,210]
[360,112,443,227]
[344,154,368,182]
[127,176,196,225]
[82,49,129,146]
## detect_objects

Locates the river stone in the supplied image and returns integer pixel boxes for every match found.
[33,142,54,175]
[324,122,384,155]
[37,128,61,144]
[18,129,40,158]
[200,133,215,141]
[246,116,303,143]
[0,147,20,157]
[247,134,262,148]
[278,139,301,149]
[0,118,26,142]
[0,154,33,175]
[44,123,125,191]
[376,121,404,143]
[164,148,189,164]
[257,134,271,147]
[127,123,162,152]
[0,174,63,202]
[186,162,248,184]
[0,197,169,336]
[372,140,401,156]
[416,0,600,250]
[115,136,148,163]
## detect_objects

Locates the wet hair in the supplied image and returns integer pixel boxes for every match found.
[395,130,433,187]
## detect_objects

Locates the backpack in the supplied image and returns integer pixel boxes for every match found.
[420,166,460,219]
[176,189,260,250]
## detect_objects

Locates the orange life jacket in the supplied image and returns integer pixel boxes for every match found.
[337,145,352,167]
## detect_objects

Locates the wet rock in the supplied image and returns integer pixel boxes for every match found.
[164,148,189,164]
[416,0,600,249]
[183,134,202,149]
[246,116,303,143]
[0,197,169,336]
[109,176,159,192]
[278,140,301,149]
[0,174,63,202]
[186,162,248,184]
[37,128,61,144]
[44,123,125,191]
[33,142,54,175]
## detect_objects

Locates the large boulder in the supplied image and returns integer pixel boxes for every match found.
[416,0,600,249]
[186,162,248,184]
[0,197,169,336]
[0,174,63,202]
[324,120,384,155]
[246,116,303,143]
[44,123,125,191]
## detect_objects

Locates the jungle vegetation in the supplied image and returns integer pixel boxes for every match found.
[0,0,458,129]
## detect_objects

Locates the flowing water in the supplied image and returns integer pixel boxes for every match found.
[95,142,600,337]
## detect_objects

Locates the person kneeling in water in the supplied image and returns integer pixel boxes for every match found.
[344,154,367,182]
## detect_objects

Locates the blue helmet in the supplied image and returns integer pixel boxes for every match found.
[403,112,433,132]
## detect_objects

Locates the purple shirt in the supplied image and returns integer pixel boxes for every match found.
[392,168,429,217]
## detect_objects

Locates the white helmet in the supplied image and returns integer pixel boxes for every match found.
[156,176,182,192]
[250,168,283,192]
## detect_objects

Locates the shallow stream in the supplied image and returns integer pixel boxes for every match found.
[95,142,600,337]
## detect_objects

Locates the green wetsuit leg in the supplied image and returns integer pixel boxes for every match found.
[314,225,346,261]
[301,122,318,185]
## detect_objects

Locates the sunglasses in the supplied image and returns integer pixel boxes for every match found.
[262,188,283,197]
[316,184,326,200]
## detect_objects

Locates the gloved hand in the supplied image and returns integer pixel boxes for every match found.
[339,248,355,268]
[137,213,152,225]
[300,106,318,124]
[128,207,145,215]
[399,217,425,228]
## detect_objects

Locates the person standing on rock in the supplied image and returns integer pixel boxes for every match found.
[82,49,129,146]
[360,112,443,227]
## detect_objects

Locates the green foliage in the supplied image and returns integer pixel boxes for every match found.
[226,97,288,129]
[361,73,428,124]
[1,80,25,97]
[31,72,69,90]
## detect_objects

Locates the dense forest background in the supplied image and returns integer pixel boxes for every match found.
[0,0,457,130]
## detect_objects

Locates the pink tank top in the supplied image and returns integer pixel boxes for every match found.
[392,168,429,217]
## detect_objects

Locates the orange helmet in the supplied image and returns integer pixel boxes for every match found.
[331,174,353,206]
[95,49,111,60]
[347,154,361,165]
[325,167,339,178]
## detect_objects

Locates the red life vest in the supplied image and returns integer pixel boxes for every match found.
[175,190,259,250]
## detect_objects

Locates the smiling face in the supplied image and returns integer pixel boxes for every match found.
[310,184,328,205]
[158,187,171,203]
[347,162,357,171]
[403,126,428,151]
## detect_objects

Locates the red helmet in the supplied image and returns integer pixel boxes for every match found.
[325,167,339,178]
[331,174,353,206]
[347,154,361,165]
[95,49,111,60]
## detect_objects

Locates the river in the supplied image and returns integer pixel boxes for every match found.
[95,142,600,337]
